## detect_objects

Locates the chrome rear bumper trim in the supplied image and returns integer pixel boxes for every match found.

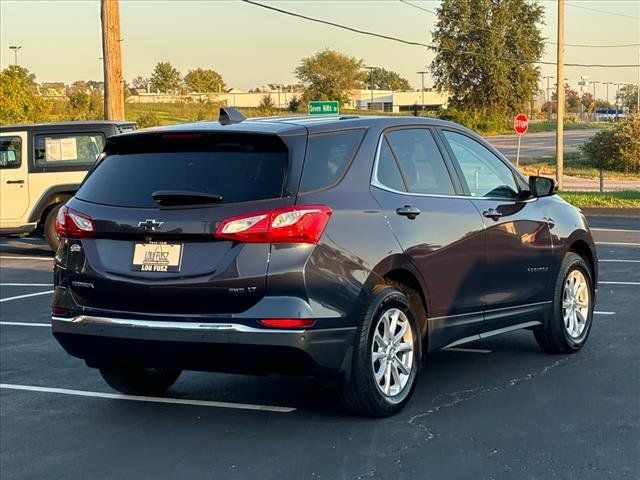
[51,315,305,334]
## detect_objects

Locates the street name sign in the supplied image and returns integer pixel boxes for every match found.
[308,101,340,115]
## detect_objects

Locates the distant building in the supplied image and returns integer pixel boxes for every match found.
[126,87,449,112]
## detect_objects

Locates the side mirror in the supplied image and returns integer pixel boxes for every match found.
[529,176,557,198]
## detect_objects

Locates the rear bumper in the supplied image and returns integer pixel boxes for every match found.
[52,315,356,375]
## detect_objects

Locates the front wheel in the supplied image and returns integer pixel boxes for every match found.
[99,364,182,396]
[534,252,594,353]
[338,286,421,417]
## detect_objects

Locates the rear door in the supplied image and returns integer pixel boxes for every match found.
[0,132,29,222]
[370,127,487,349]
[67,131,304,315]
[439,129,553,328]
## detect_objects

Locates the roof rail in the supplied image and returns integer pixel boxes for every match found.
[219,107,246,125]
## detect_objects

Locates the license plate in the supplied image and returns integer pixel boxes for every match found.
[132,242,183,272]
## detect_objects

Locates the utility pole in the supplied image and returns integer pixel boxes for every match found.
[637,48,639,112]
[365,66,375,110]
[9,45,21,66]
[101,0,124,120]
[417,71,427,112]
[543,76,554,122]
[555,0,564,191]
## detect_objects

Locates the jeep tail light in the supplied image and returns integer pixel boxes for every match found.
[55,206,95,238]
[215,205,332,244]
[259,318,316,328]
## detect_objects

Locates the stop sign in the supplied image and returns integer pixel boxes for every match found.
[513,113,528,135]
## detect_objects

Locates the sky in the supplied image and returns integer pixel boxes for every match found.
[1,0,639,100]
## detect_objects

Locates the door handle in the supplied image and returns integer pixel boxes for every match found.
[396,205,421,219]
[482,208,502,220]
[6,180,25,184]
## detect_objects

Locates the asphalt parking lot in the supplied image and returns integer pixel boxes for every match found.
[1,216,639,480]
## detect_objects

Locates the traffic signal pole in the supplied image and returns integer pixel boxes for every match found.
[555,0,564,190]
[101,0,125,120]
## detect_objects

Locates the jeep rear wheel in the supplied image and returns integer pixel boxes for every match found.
[44,204,63,252]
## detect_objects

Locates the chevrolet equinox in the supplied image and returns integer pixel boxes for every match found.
[52,109,597,417]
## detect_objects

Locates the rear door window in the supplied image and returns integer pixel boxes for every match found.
[34,133,105,168]
[383,129,455,195]
[0,136,21,169]
[299,129,364,192]
[76,133,288,207]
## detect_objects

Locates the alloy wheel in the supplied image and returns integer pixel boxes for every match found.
[562,269,590,339]
[371,307,415,397]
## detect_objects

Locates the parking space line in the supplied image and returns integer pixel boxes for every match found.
[0,291,53,303]
[0,321,50,327]
[599,260,640,263]
[591,228,639,233]
[1,283,53,287]
[594,311,616,315]
[595,242,640,247]
[0,256,53,261]
[0,383,296,413]
[445,347,492,354]
[599,281,640,286]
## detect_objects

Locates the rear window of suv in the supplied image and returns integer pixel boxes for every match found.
[76,133,288,207]
[299,129,364,192]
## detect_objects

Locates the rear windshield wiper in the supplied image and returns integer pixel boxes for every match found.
[152,190,224,206]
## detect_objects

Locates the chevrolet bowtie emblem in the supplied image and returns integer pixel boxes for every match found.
[137,219,164,231]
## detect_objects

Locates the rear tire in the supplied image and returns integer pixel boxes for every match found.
[534,252,594,354]
[338,286,421,417]
[44,204,63,252]
[99,365,182,396]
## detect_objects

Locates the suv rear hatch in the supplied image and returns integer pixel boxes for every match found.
[64,130,306,315]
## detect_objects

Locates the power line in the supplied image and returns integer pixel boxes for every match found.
[566,2,640,20]
[398,0,436,15]
[553,42,640,48]
[398,0,640,49]
[242,0,640,68]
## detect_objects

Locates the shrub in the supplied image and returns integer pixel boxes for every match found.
[288,96,301,112]
[136,111,161,128]
[437,107,507,134]
[257,94,276,116]
[580,115,640,174]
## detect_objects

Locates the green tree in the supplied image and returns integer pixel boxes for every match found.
[366,67,411,91]
[431,0,544,116]
[149,62,181,93]
[0,65,47,124]
[184,68,225,93]
[66,91,103,120]
[616,84,639,112]
[295,49,365,106]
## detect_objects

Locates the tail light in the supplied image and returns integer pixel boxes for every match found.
[55,206,95,238]
[215,205,332,244]
[259,318,316,328]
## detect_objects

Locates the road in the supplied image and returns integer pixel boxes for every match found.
[486,129,599,160]
[1,220,639,480]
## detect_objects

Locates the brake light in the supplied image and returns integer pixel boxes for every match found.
[259,318,316,328]
[55,206,95,238]
[215,205,332,244]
